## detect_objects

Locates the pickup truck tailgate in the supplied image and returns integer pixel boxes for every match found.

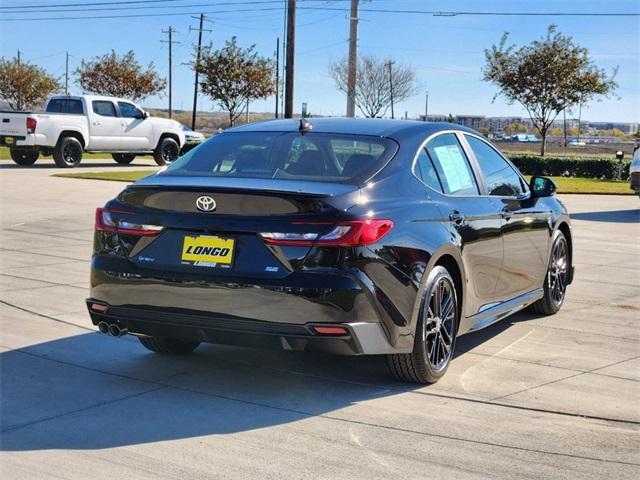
[0,112,29,137]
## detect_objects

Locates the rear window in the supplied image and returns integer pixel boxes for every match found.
[46,98,83,114]
[163,132,398,184]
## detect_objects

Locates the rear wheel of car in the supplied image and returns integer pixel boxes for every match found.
[529,230,569,315]
[9,149,39,166]
[138,336,200,354]
[153,137,180,166]
[53,136,83,168]
[112,153,136,164]
[386,265,458,384]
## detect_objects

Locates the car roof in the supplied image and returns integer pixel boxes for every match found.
[227,117,478,139]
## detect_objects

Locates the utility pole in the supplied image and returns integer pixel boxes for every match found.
[17,50,20,64]
[346,0,359,117]
[284,0,296,118]
[563,107,567,147]
[387,60,395,119]
[65,52,70,95]
[162,27,179,118]
[424,91,429,121]
[275,37,280,119]
[246,99,250,123]
[577,101,582,143]
[190,14,211,129]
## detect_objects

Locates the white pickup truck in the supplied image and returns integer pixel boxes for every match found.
[0,94,185,167]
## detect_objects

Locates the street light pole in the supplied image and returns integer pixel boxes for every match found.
[346,0,358,117]
[424,91,429,121]
[284,0,296,118]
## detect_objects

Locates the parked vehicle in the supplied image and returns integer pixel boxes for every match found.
[87,119,574,384]
[0,95,185,168]
[180,123,206,144]
[630,147,640,196]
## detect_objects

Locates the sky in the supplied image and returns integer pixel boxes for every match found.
[1,0,639,122]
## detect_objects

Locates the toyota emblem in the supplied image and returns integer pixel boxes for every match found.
[195,195,216,212]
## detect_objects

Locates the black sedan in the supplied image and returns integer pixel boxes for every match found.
[87,118,573,384]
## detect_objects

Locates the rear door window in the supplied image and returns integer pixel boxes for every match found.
[92,101,117,117]
[46,99,84,114]
[425,133,479,196]
[414,148,443,193]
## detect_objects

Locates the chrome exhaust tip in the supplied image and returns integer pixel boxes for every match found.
[108,324,128,337]
[97,321,109,334]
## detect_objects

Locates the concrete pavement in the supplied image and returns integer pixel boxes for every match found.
[1,158,639,479]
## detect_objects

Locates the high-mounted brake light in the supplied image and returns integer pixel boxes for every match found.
[95,207,163,236]
[260,219,393,247]
[26,117,37,134]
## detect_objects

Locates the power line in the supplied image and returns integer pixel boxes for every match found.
[0,0,185,9]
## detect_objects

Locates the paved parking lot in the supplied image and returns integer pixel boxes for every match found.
[1,158,639,479]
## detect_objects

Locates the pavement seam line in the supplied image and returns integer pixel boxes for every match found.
[0,272,88,290]
[0,299,94,332]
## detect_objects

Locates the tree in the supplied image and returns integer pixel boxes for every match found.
[483,25,617,156]
[76,50,165,102]
[0,56,61,110]
[329,55,417,118]
[196,37,275,127]
[447,113,455,123]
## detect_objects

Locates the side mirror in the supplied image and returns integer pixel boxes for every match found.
[530,176,557,198]
[137,111,148,120]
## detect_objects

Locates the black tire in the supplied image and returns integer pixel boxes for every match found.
[529,230,569,315]
[138,336,200,354]
[53,136,83,168]
[10,149,39,166]
[112,153,136,164]
[153,137,180,166]
[386,266,459,384]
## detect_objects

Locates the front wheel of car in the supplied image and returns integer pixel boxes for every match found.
[529,230,569,315]
[153,137,180,166]
[138,336,200,354]
[10,149,39,166]
[386,265,458,384]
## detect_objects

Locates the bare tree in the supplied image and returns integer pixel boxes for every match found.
[330,55,417,118]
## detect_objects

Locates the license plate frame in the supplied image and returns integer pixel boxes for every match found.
[180,234,235,269]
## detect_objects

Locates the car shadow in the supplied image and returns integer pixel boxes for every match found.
[570,209,639,223]
[1,312,529,452]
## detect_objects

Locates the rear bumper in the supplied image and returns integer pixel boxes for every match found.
[87,300,402,355]
[0,133,36,148]
[89,258,409,355]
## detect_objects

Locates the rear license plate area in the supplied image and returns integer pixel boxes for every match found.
[181,235,235,269]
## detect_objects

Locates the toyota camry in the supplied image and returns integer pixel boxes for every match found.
[87,118,573,383]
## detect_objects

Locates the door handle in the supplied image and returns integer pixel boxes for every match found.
[449,211,466,224]
[93,121,101,126]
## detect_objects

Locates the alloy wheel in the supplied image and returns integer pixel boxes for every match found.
[162,143,179,163]
[424,278,456,371]
[548,237,568,307]
[63,143,82,165]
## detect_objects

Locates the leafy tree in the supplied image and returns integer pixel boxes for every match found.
[76,50,165,102]
[504,123,529,135]
[0,56,61,110]
[329,55,417,118]
[483,25,617,156]
[196,37,275,127]
[447,113,455,123]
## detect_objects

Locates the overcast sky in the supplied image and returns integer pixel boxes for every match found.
[1,0,638,122]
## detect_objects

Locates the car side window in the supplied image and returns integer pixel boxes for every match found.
[118,102,142,119]
[425,133,479,196]
[415,148,443,193]
[92,101,116,117]
[465,135,525,197]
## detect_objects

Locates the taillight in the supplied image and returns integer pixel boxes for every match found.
[26,117,37,134]
[259,219,393,247]
[95,207,163,236]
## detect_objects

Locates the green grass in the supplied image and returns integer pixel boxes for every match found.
[54,170,156,182]
[54,170,635,195]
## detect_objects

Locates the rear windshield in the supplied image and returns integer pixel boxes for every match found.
[46,98,84,114]
[163,131,398,184]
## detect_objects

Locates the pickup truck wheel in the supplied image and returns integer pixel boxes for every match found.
[112,153,136,164]
[53,137,83,168]
[10,149,39,166]
[154,137,179,165]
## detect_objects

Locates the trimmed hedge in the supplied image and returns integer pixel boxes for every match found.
[507,154,631,180]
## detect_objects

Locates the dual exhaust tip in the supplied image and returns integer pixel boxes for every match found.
[97,321,128,337]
